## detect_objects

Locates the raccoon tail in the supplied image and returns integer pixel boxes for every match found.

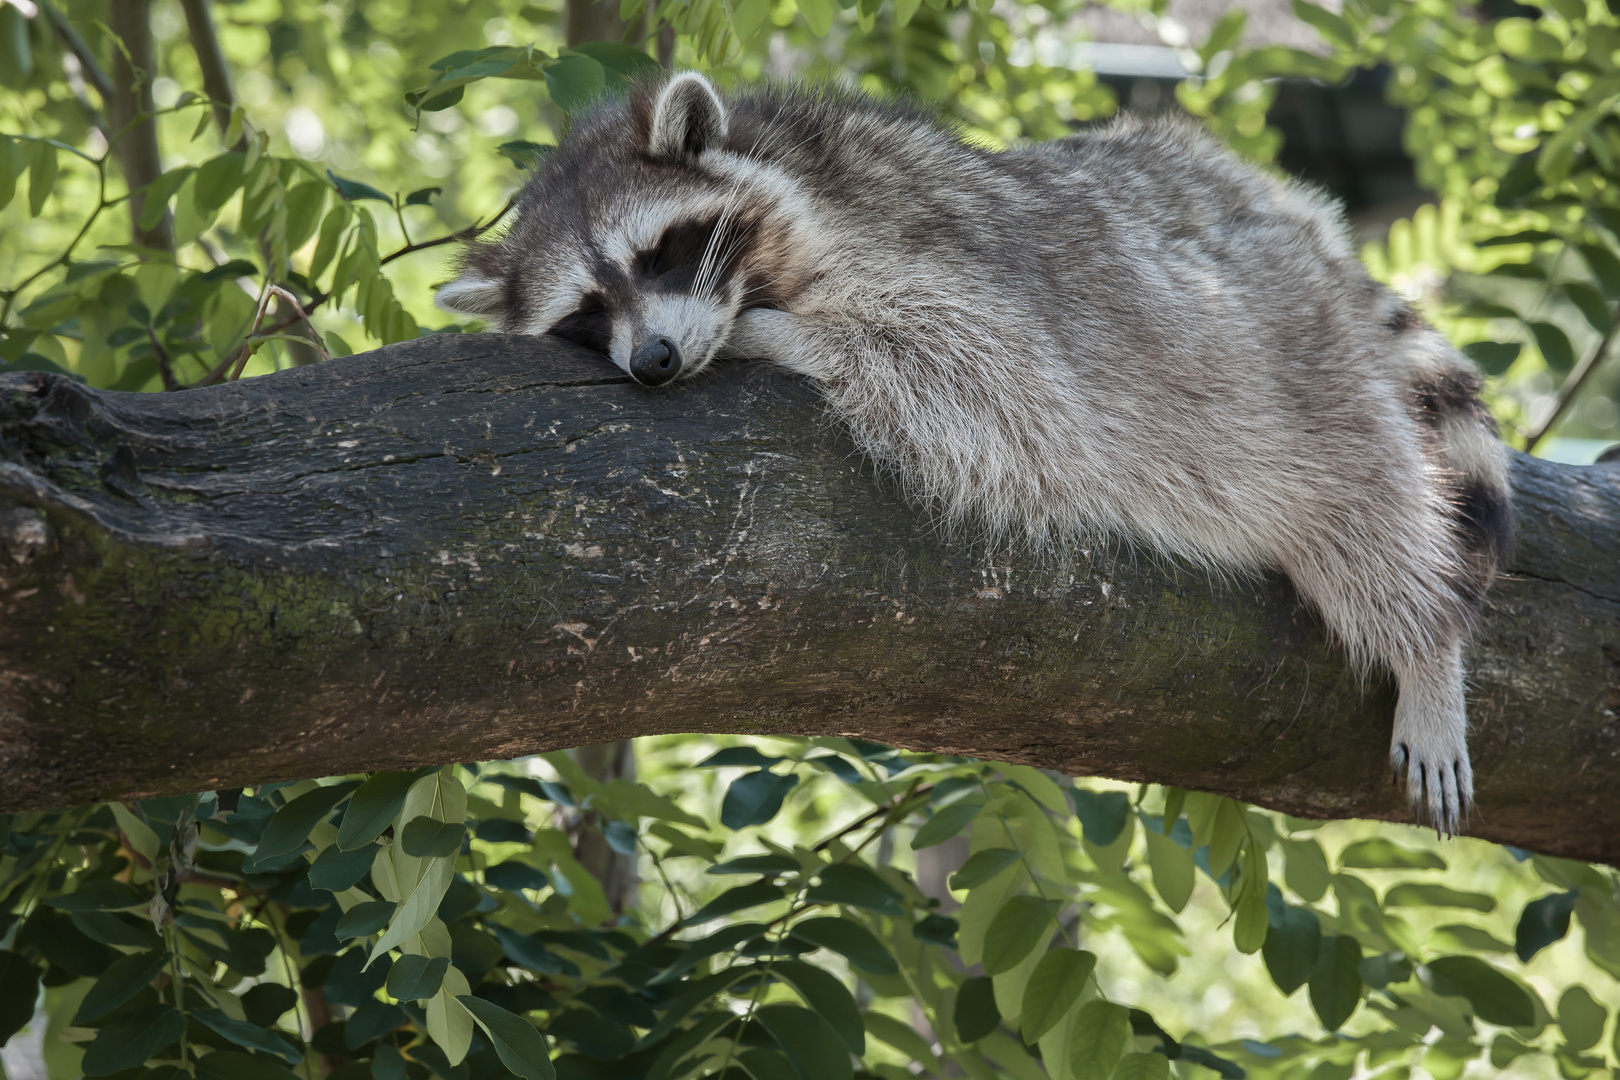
[1393,306,1514,596]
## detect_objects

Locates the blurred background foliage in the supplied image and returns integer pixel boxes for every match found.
[4,1,1620,1079]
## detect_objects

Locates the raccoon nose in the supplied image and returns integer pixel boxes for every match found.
[630,337,682,386]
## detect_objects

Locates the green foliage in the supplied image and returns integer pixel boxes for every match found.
[4,743,1620,1080]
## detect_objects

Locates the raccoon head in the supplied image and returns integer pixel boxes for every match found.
[435,72,800,387]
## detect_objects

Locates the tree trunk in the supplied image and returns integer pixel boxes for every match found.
[107,0,172,254]
[0,335,1616,861]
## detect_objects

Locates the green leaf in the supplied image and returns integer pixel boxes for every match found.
[805,863,903,915]
[1383,884,1495,913]
[1563,282,1612,333]
[1291,0,1354,48]
[192,1008,302,1064]
[949,847,1022,890]
[46,879,145,911]
[195,1050,300,1080]
[328,169,391,202]
[796,0,836,35]
[1462,341,1521,376]
[912,801,980,849]
[337,769,431,850]
[308,203,353,283]
[0,135,20,211]
[1357,951,1413,989]
[387,954,450,1000]
[1516,889,1578,961]
[82,1006,186,1074]
[721,770,799,828]
[193,152,246,216]
[255,782,356,862]
[786,916,897,975]
[954,975,1000,1042]
[1262,903,1320,995]
[457,995,556,1080]
[1070,788,1130,846]
[496,140,552,170]
[1308,935,1363,1031]
[28,139,56,217]
[752,1004,852,1080]
[982,896,1061,976]
[773,959,864,1054]
[0,952,42,1045]
[1477,229,1558,247]
[543,54,606,112]
[309,842,379,892]
[1143,827,1193,913]
[1529,320,1577,374]
[708,854,801,876]
[1579,242,1620,298]
[1068,1000,1130,1080]
[402,815,466,857]
[404,186,442,206]
[73,950,169,1024]
[140,167,196,231]
[1427,956,1536,1027]
[697,747,787,768]
[738,1049,801,1080]
[1557,986,1607,1052]
[1338,839,1445,870]
[336,900,397,939]
[1111,1052,1170,1080]
[684,880,786,924]
[284,180,329,250]
[1019,947,1096,1042]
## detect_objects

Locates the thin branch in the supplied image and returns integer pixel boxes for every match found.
[107,0,174,253]
[1523,314,1620,452]
[177,0,246,149]
[36,0,114,102]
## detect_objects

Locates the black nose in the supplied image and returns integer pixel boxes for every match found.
[630,337,682,386]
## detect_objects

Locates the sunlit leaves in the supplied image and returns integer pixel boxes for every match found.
[1019,947,1097,1041]
[1069,1001,1131,1080]
[982,895,1061,975]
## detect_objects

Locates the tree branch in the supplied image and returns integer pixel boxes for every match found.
[106,0,173,252]
[1,335,1617,862]
[177,0,247,149]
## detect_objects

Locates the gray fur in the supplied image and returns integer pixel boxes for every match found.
[438,75,1512,833]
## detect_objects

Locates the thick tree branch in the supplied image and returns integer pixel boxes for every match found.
[107,0,173,253]
[0,335,1616,861]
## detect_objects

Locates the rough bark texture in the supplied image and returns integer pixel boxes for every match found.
[0,334,1616,860]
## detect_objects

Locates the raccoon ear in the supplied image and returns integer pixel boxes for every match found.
[648,72,728,162]
[435,271,506,318]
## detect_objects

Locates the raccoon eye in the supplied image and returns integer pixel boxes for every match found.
[548,293,611,354]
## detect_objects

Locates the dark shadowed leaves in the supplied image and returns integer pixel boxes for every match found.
[983,896,1061,975]
[684,880,786,925]
[949,847,1021,890]
[708,854,801,876]
[721,770,799,829]
[255,782,357,862]
[1462,341,1521,376]
[786,916,897,974]
[327,170,390,202]
[955,976,1000,1042]
[73,950,169,1024]
[338,770,433,850]
[386,954,450,1000]
[697,747,786,769]
[773,959,865,1053]
[192,1007,302,1063]
[753,1004,852,1080]
[1428,956,1536,1026]
[195,1050,301,1080]
[335,900,396,940]
[1020,947,1097,1041]
[309,843,379,892]
[496,141,552,169]
[458,995,557,1080]
[1262,902,1321,995]
[82,1005,186,1074]
[1529,321,1576,373]
[486,860,550,893]
[401,816,465,857]
[1308,935,1362,1031]
[1384,884,1495,913]
[1071,788,1130,846]
[805,864,903,915]
[0,952,41,1044]
[910,802,979,849]
[1516,890,1578,962]
[911,914,959,948]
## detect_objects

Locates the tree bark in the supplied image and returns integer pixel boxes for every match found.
[0,335,1616,861]
[107,0,172,254]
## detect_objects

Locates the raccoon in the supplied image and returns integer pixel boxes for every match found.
[437,73,1513,834]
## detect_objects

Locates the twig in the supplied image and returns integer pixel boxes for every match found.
[178,0,246,148]
[1523,313,1620,452]
[36,0,114,101]
[379,194,517,268]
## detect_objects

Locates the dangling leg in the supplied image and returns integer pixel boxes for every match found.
[1388,639,1473,834]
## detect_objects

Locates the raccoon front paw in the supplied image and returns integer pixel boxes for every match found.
[1390,738,1473,837]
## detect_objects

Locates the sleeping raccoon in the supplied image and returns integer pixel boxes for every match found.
[436,73,1512,834]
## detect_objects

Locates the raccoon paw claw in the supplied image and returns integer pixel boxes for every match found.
[1390,739,1472,837]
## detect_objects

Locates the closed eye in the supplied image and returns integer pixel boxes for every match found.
[547,293,611,354]
[637,216,720,284]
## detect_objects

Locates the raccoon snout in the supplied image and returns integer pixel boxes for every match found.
[630,337,683,387]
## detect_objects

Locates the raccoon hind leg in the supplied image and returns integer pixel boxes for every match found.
[1389,640,1473,834]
